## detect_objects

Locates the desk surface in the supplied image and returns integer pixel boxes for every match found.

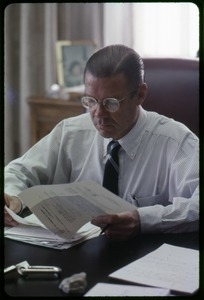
[4,231,199,297]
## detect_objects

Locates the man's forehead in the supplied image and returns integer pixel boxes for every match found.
[84,72,128,87]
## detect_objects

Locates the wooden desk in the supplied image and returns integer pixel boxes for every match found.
[27,95,84,146]
[4,232,199,297]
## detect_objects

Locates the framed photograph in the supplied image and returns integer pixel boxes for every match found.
[56,40,97,88]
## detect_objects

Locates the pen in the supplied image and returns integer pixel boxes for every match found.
[100,224,110,235]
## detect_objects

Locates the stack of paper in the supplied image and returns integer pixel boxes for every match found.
[4,208,101,250]
[4,181,135,249]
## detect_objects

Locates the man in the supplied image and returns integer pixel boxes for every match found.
[4,45,199,240]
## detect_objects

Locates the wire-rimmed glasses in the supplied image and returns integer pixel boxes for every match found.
[81,90,137,112]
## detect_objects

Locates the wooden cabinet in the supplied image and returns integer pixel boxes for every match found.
[28,95,84,146]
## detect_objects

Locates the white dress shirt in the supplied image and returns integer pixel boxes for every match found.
[5,107,199,233]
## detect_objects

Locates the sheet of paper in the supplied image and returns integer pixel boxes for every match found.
[84,282,170,296]
[5,206,46,227]
[109,243,199,294]
[18,181,135,240]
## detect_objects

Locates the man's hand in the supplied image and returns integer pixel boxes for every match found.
[4,193,22,226]
[91,210,141,241]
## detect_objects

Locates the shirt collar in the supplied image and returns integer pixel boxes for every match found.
[118,106,147,159]
[103,138,113,157]
[103,106,147,159]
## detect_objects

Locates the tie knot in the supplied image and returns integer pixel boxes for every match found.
[107,140,121,155]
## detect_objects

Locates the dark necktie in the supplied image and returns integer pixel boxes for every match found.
[103,140,121,195]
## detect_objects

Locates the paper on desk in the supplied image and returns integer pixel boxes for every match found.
[17,181,135,240]
[4,213,101,250]
[5,206,101,249]
[109,243,199,294]
[84,283,170,296]
[5,181,133,249]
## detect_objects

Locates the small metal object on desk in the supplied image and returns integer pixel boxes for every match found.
[4,261,30,273]
[17,265,62,278]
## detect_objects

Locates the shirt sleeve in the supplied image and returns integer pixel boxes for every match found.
[4,121,67,197]
[137,133,199,233]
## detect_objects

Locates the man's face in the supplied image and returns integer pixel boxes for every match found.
[84,72,146,140]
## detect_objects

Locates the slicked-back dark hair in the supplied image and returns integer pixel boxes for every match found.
[84,44,144,90]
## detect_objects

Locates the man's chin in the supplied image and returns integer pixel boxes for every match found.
[95,124,118,139]
[95,127,112,138]
[98,129,112,138]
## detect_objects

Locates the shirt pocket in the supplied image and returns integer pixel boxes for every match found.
[128,193,165,207]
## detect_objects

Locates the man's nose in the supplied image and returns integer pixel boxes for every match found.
[94,102,108,116]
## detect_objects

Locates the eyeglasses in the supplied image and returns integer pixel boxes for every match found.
[81,90,137,113]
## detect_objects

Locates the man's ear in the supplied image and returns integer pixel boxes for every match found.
[136,83,148,106]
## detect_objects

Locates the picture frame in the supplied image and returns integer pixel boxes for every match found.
[56,40,97,89]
